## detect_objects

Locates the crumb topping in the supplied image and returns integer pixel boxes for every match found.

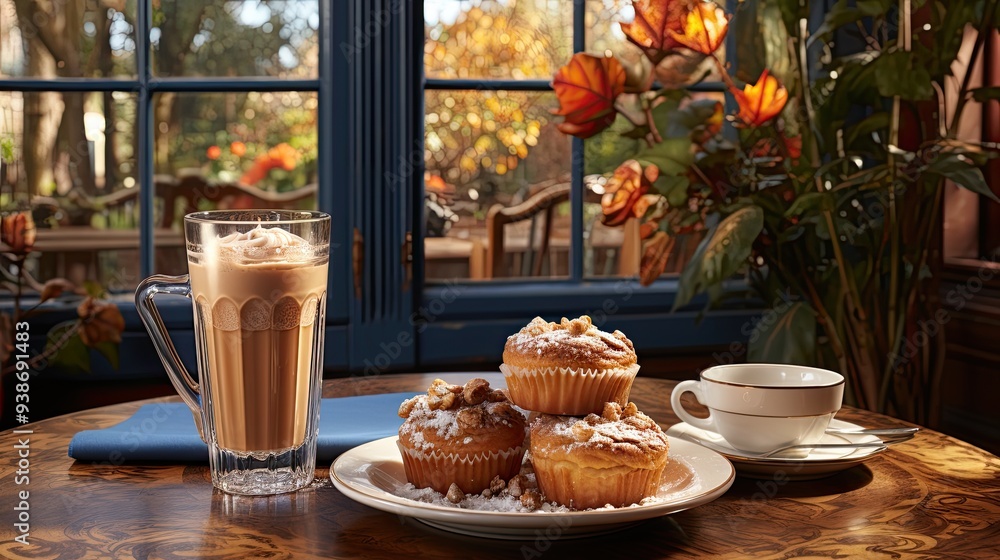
[398,378,526,452]
[530,402,668,468]
[503,315,637,370]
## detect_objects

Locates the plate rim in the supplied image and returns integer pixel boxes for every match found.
[330,435,735,529]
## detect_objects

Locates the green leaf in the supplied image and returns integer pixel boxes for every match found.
[747,302,817,365]
[44,321,91,374]
[845,112,890,147]
[635,137,693,176]
[92,341,120,370]
[620,125,651,140]
[971,86,1000,103]
[654,174,691,208]
[82,280,106,298]
[927,154,998,202]
[785,192,835,217]
[810,0,892,45]
[674,206,764,310]
[873,51,934,101]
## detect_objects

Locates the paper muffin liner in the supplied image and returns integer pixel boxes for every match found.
[532,455,664,510]
[500,363,640,416]
[396,442,525,495]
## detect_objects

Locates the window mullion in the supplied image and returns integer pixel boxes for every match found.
[137,0,154,279]
[570,0,586,282]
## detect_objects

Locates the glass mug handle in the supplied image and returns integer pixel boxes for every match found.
[670,380,715,431]
[135,274,205,441]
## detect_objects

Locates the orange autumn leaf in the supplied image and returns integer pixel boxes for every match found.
[77,297,126,346]
[640,231,673,286]
[620,0,694,64]
[229,141,246,157]
[1,211,35,255]
[601,160,658,227]
[39,278,77,303]
[732,69,789,127]
[206,145,221,160]
[552,53,627,139]
[669,1,729,56]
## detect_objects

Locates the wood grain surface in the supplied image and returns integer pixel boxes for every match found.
[1,372,998,559]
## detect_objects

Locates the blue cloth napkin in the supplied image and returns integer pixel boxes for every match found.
[68,392,419,464]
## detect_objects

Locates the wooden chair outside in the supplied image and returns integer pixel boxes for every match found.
[484,182,642,279]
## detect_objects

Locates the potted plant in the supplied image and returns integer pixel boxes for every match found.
[551,0,999,423]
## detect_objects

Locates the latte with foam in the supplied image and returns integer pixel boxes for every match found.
[189,226,328,453]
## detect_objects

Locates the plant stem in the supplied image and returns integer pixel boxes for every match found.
[642,104,663,144]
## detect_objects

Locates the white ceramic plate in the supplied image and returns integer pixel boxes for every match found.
[666,419,886,480]
[330,436,735,540]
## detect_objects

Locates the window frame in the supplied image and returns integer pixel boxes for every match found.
[0,0,352,372]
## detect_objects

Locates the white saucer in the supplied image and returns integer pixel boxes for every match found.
[665,419,886,480]
[330,436,735,540]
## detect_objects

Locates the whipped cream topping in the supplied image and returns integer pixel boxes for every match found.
[210,225,313,264]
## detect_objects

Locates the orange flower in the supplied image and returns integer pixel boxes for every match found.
[229,141,246,157]
[1,211,36,255]
[206,145,222,160]
[601,160,658,227]
[640,231,673,286]
[732,69,789,127]
[620,0,694,64]
[669,2,729,56]
[552,53,627,139]
[77,297,126,346]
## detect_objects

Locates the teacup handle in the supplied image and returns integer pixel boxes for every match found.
[135,274,205,441]
[670,380,715,431]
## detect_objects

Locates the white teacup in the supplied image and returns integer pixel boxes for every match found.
[670,363,845,454]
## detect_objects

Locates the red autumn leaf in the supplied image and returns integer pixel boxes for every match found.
[669,1,730,56]
[640,231,673,286]
[732,69,789,127]
[620,0,694,64]
[552,53,627,139]
[77,297,126,346]
[601,160,659,227]
[206,145,222,160]
[1,211,36,255]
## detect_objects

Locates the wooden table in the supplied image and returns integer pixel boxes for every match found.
[1,372,998,559]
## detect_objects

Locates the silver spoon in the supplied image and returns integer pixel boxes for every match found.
[825,426,918,444]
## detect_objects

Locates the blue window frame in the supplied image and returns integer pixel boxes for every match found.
[0,1,352,375]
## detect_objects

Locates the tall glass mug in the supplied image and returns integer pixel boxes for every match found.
[136,210,330,495]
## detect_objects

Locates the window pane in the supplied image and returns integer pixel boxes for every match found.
[586,0,724,84]
[153,0,319,78]
[0,90,141,291]
[425,0,573,80]
[0,0,136,77]
[424,90,571,282]
[152,91,318,274]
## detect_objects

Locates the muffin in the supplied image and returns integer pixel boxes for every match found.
[397,378,527,495]
[530,402,669,509]
[501,315,639,415]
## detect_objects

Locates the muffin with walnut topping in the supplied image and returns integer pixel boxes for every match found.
[397,378,527,495]
[530,402,669,509]
[501,315,639,415]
